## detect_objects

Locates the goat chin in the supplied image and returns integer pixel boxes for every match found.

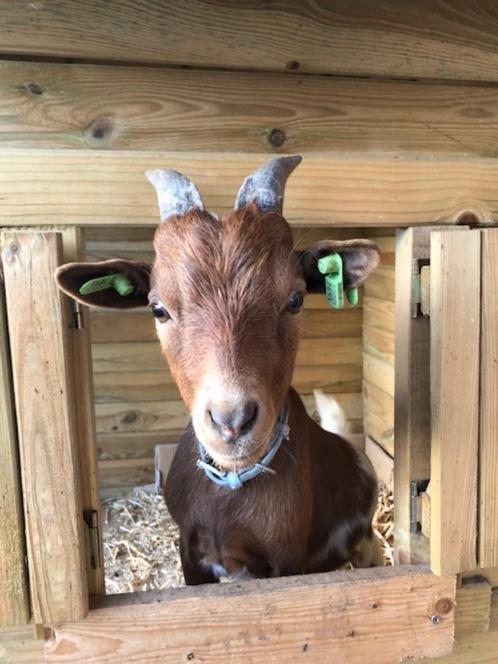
[313,389,350,436]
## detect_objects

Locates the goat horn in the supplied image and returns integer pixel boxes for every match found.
[145,169,205,222]
[234,155,302,214]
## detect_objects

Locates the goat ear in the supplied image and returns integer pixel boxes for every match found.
[298,239,380,293]
[55,259,150,309]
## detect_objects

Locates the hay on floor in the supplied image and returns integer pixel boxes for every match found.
[103,490,183,594]
[103,483,394,594]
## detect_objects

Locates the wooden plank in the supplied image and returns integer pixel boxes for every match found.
[362,380,394,456]
[454,578,492,638]
[92,338,362,373]
[394,228,432,564]
[430,230,480,575]
[97,430,183,461]
[363,325,395,364]
[363,268,396,302]
[363,352,395,397]
[363,297,396,335]
[461,567,498,589]
[2,151,498,227]
[491,589,498,632]
[5,61,498,156]
[4,0,498,81]
[479,229,498,568]
[61,228,104,596]
[425,629,498,663]
[95,400,189,434]
[94,370,181,403]
[1,231,88,624]
[0,274,29,627]
[90,307,363,343]
[46,566,455,663]
[99,457,155,490]
[365,437,393,489]
[85,225,362,249]
[0,625,45,663]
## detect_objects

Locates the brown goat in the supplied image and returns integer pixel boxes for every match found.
[56,156,382,584]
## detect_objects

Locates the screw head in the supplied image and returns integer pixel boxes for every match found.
[431,614,441,624]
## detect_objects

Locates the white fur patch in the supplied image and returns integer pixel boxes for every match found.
[313,390,350,435]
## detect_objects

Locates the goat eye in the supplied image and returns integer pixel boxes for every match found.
[151,304,170,322]
[287,290,304,313]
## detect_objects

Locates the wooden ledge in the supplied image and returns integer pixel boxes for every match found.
[46,565,455,663]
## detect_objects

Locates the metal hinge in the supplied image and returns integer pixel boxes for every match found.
[411,258,430,318]
[83,509,102,570]
[69,298,83,329]
[410,479,430,534]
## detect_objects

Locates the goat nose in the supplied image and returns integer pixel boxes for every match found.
[208,400,259,442]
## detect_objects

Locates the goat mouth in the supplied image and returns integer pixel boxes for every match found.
[197,426,277,471]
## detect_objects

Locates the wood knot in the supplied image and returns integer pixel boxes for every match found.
[268,128,286,148]
[286,60,300,71]
[455,211,481,226]
[3,241,20,264]
[434,597,454,616]
[28,82,44,95]
[86,117,114,146]
[122,411,138,425]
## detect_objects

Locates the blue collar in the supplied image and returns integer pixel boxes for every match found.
[196,409,290,490]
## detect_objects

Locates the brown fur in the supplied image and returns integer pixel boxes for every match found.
[150,204,304,470]
[166,388,379,583]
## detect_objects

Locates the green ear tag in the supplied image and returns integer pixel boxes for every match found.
[346,287,359,306]
[317,253,344,309]
[79,273,134,297]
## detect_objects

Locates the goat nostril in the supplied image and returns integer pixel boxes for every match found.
[208,401,259,440]
[240,400,258,432]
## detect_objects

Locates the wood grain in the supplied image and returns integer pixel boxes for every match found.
[95,400,190,435]
[362,234,396,457]
[61,228,104,596]
[85,225,362,253]
[479,229,498,568]
[394,228,432,564]
[362,380,394,456]
[4,60,498,156]
[99,457,155,491]
[430,230,480,575]
[46,566,455,663]
[97,430,183,461]
[0,625,45,663]
[426,629,498,663]
[454,579,492,637]
[2,151,498,227]
[0,277,29,627]
[363,353,395,397]
[1,231,88,623]
[363,268,396,302]
[3,0,498,81]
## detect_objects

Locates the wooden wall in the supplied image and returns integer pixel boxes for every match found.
[89,227,365,497]
[362,233,396,457]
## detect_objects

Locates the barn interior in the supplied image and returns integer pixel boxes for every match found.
[2,3,498,662]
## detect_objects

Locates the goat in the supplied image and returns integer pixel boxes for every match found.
[56,156,382,584]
